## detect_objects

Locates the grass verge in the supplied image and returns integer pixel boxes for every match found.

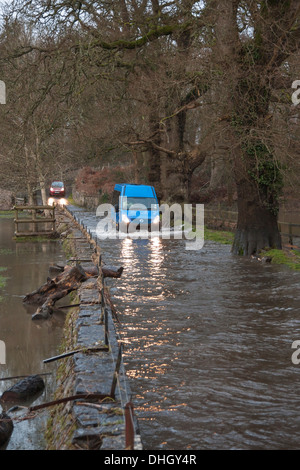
[0,267,7,288]
[13,235,60,242]
[204,227,235,244]
[203,226,300,271]
[0,210,14,218]
[260,248,300,271]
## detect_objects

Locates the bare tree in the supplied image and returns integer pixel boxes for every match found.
[3,0,300,255]
[0,17,85,203]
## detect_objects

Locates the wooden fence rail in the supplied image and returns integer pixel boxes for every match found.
[203,209,300,246]
[14,205,56,237]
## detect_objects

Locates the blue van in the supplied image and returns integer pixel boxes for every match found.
[112,184,160,232]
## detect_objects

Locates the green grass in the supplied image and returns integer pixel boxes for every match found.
[0,210,14,218]
[13,236,59,242]
[203,227,300,271]
[0,266,8,289]
[185,224,235,245]
[204,227,235,244]
[67,195,78,206]
[260,248,300,271]
[201,227,300,271]
[0,248,14,255]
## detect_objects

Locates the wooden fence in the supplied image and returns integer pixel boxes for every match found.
[204,208,300,246]
[14,205,56,237]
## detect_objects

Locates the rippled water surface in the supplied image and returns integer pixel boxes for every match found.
[70,208,300,450]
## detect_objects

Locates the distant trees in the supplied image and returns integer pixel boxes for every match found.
[5,0,215,203]
[0,0,299,255]
[0,17,81,203]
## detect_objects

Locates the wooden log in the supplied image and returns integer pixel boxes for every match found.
[82,265,124,278]
[23,264,87,305]
[23,257,123,321]
[0,413,13,447]
[48,264,65,274]
[83,265,99,277]
[0,375,45,403]
[0,373,51,382]
[102,266,124,278]
[32,288,75,319]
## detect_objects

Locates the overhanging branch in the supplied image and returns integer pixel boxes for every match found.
[125,137,176,156]
[90,22,192,51]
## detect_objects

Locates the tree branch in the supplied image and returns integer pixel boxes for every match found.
[89,22,192,50]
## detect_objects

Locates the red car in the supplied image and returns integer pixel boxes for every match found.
[49,181,65,197]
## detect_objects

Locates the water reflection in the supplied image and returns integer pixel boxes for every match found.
[0,218,66,450]
[149,237,164,276]
[120,237,134,263]
[104,238,300,450]
[67,208,300,450]
[47,197,68,206]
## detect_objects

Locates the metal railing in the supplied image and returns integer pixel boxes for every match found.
[64,204,140,450]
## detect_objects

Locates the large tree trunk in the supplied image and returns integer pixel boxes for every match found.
[232,196,282,256]
[231,136,283,256]
[212,0,290,256]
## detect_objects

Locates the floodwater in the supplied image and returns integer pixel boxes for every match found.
[1,206,300,450]
[70,207,300,450]
[0,217,66,450]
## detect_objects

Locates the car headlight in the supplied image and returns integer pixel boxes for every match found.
[152,215,160,224]
[122,214,130,224]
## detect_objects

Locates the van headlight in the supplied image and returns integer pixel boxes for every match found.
[122,214,130,224]
[153,215,160,224]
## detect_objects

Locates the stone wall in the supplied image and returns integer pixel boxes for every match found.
[46,207,142,450]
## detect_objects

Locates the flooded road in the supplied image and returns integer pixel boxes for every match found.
[0,217,66,450]
[1,206,300,450]
[70,207,300,450]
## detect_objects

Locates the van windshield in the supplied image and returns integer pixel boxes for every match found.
[122,197,158,210]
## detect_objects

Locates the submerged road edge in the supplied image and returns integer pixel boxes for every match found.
[46,205,143,450]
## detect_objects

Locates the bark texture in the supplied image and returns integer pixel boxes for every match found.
[0,375,45,403]
[0,413,13,447]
